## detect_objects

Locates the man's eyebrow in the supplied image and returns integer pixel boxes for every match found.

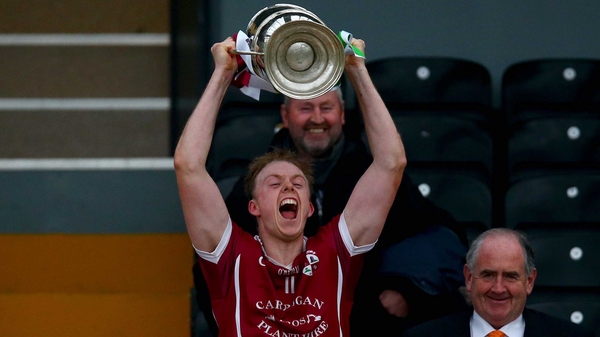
[504,271,521,277]
[265,173,306,181]
[292,174,306,182]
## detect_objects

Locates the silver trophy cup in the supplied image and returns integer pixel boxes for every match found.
[236,4,345,99]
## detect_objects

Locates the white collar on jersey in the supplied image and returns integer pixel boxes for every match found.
[254,234,308,269]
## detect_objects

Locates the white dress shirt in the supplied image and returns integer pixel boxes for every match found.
[470,310,526,337]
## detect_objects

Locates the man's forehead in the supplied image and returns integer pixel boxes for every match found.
[258,161,304,179]
[477,267,524,274]
[475,255,527,275]
[476,238,526,271]
[292,91,339,105]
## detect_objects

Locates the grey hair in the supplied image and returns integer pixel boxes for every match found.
[283,87,344,108]
[466,228,535,276]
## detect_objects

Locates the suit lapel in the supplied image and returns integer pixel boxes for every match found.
[457,311,473,336]
[522,308,545,337]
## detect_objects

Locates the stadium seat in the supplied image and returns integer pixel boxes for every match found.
[504,169,600,229]
[505,169,600,294]
[365,57,492,108]
[502,58,600,126]
[408,167,492,245]
[507,116,600,173]
[501,58,600,175]
[360,56,497,230]
[390,111,493,174]
[527,288,600,335]
[519,225,600,288]
[362,56,495,178]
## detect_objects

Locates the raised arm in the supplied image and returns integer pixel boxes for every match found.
[173,37,238,252]
[343,39,407,246]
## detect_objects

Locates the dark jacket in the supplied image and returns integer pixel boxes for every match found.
[402,308,595,337]
[195,129,469,336]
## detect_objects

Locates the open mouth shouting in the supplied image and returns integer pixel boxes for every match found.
[279,198,298,220]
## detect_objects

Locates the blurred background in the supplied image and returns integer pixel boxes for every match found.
[1,1,599,336]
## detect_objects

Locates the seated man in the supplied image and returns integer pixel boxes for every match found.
[402,228,595,337]
[175,36,406,336]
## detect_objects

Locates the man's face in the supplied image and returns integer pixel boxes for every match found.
[464,235,536,329]
[281,90,345,158]
[248,161,314,241]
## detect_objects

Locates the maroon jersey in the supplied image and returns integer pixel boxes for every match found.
[195,213,373,337]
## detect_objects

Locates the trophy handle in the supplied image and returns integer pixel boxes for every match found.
[232,49,265,56]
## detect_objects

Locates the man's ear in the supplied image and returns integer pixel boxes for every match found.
[248,199,260,216]
[280,103,289,128]
[463,264,473,292]
[340,101,346,125]
[526,268,537,295]
[307,202,315,218]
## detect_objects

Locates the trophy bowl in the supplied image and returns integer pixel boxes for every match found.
[243,4,345,99]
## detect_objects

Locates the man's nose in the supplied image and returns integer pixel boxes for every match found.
[283,181,294,191]
[309,109,324,124]
[491,276,507,292]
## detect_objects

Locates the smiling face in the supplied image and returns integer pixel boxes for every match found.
[282,90,345,158]
[464,234,536,329]
[248,160,314,241]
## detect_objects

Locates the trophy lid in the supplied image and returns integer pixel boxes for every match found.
[246,4,324,37]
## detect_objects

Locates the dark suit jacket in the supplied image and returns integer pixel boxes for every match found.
[402,308,595,337]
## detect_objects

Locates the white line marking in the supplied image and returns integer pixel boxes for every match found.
[0,158,174,170]
[0,98,170,110]
[0,34,170,46]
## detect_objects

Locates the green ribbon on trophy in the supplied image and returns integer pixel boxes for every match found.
[329,30,365,89]
[338,30,366,58]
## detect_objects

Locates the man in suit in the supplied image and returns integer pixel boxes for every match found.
[402,228,594,337]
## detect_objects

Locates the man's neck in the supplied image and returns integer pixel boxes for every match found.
[257,232,305,267]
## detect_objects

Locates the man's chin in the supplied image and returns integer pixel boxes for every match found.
[279,229,303,242]
[303,143,332,158]
[279,225,303,241]
[483,305,513,323]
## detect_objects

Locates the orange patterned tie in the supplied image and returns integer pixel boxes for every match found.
[487,331,506,337]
